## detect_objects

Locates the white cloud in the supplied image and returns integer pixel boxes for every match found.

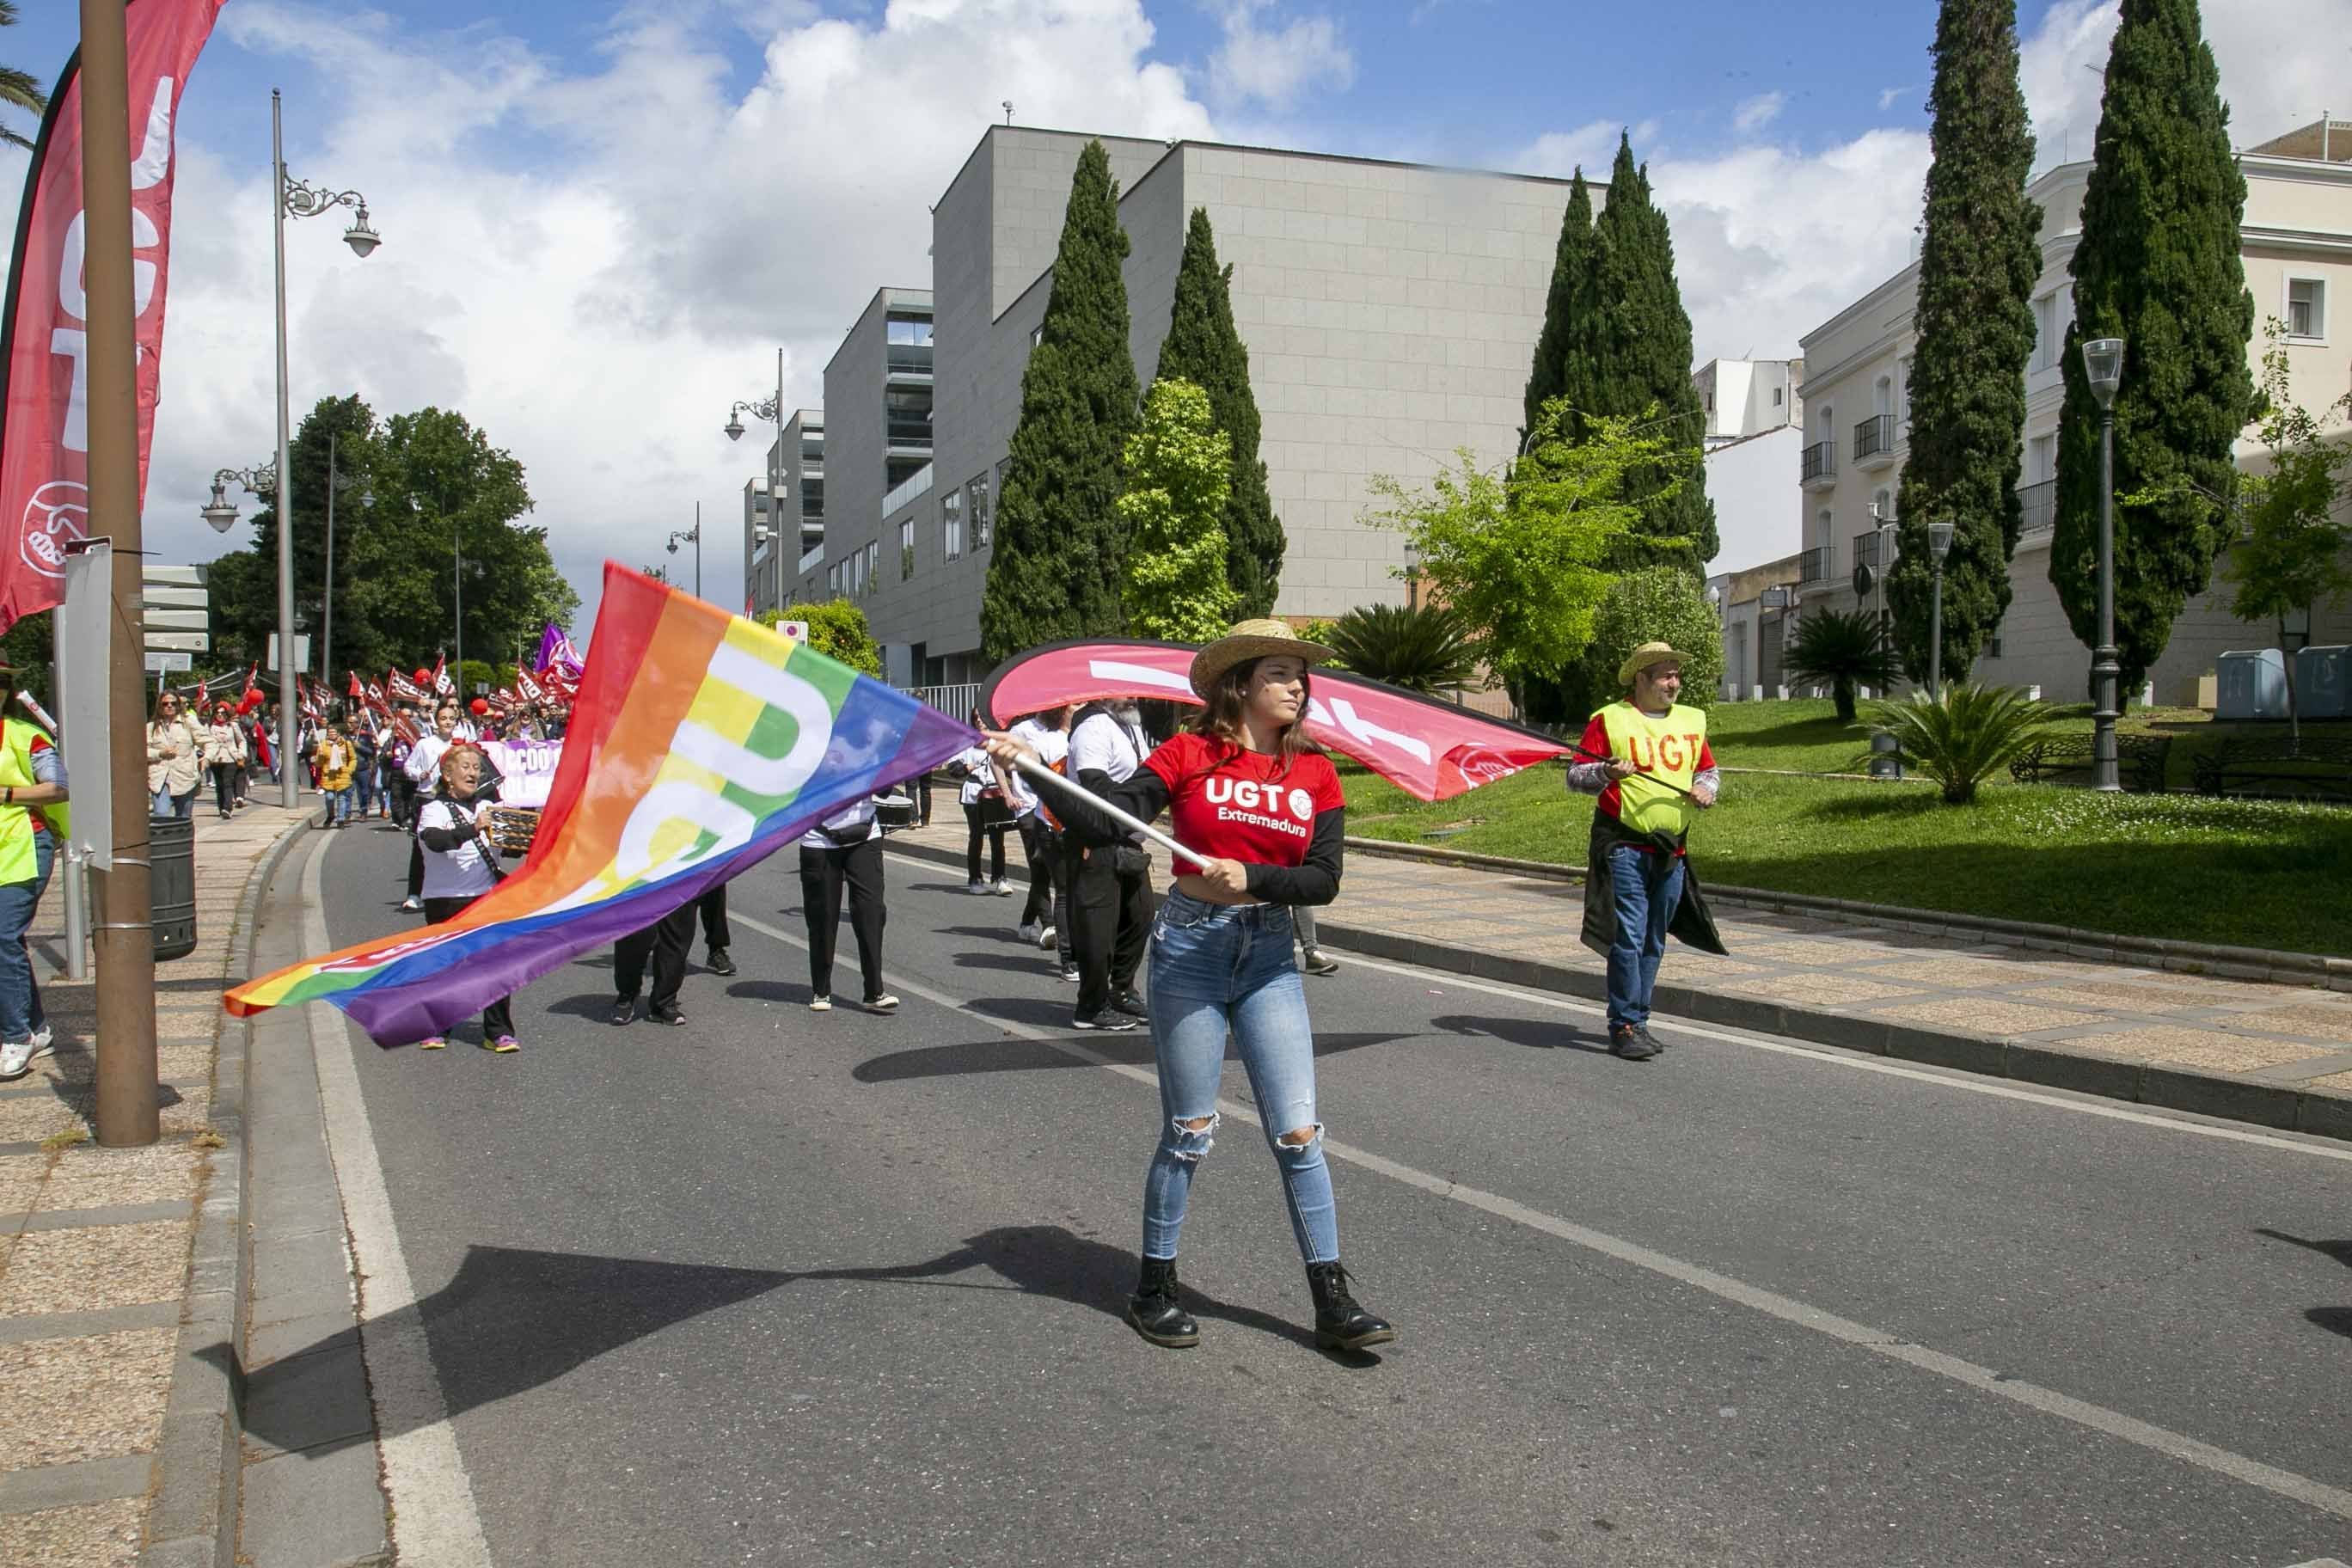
[1877,83,1923,112]
[12,0,1217,636]
[1732,92,1785,135]
[1207,2,1355,111]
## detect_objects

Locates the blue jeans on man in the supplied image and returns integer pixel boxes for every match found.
[0,830,56,1045]
[1604,843,1684,1032]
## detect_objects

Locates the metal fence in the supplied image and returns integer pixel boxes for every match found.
[907,682,982,722]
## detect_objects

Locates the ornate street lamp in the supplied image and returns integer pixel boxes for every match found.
[668,509,702,599]
[2081,335,2126,792]
[200,462,274,533]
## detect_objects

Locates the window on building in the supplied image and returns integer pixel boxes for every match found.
[2288,278,2327,340]
[943,488,964,560]
[1029,325,1044,349]
[2032,293,2056,371]
[969,474,993,550]
[900,517,916,579]
[848,549,862,599]
[886,385,932,447]
[1896,357,1912,426]
[2028,432,2055,485]
[828,562,841,597]
[802,436,824,465]
[1773,386,1784,407]
[1871,489,1892,524]
[1816,507,1832,548]
[865,541,880,597]
[885,316,934,346]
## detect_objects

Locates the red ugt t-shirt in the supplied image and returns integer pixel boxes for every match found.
[1142,732,1344,867]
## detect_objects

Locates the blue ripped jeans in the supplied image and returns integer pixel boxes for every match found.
[1141,890,1339,1265]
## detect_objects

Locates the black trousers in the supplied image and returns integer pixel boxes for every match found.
[210,763,238,816]
[799,838,885,1001]
[1016,815,1058,929]
[1063,836,1150,1016]
[698,884,731,953]
[407,834,426,898]
[615,903,695,1011]
[391,775,418,829]
[964,799,1011,883]
[421,894,514,1039]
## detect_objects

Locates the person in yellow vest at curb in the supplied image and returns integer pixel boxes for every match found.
[1565,642,1720,1061]
[0,686,70,1081]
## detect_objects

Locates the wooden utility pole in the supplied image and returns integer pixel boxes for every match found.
[79,0,161,1145]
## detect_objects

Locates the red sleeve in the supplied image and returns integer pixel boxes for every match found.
[1577,714,1610,762]
[28,734,52,754]
[1141,731,1197,793]
[1697,739,1716,770]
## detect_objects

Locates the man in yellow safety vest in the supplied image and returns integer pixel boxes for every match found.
[0,695,70,1080]
[1565,641,1719,1061]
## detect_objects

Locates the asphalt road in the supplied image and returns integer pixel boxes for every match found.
[291,822,2352,1567]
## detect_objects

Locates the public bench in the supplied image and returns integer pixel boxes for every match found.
[2189,735,2352,801]
[2007,733,2172,793]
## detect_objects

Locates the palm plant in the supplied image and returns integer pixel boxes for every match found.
[1865,682,2055,805]
[1320,602,1482,695]
[1,2,47,155]
[1785,608,1897,723]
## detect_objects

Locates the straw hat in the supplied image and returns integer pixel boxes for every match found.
[1188,618,1337,700]
[1616,640,1687,687]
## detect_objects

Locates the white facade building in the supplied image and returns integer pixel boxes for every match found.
[1793,119,2352,705]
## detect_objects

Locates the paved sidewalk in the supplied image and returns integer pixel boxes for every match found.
[884,818,2352,1137]
[0,799,312,1568]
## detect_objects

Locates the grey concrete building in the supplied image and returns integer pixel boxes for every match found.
[744,410,823,618]
[795,125,1583,684]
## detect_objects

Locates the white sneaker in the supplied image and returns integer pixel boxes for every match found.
[28,1023,53,1053]
[1037,924,1057,951]
[992,879,1015,897]
[966,880,992,895]
[1018,922,1041,945]
[400,896,422,912]
[0,1038,34,1079]
[863,994,900,1014]
[809,995,832,1012]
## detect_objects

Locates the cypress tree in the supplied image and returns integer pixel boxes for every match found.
[2048,0,2254,701]
[1586,134,1718,575]
[982,141,1141,666]
[1521,170,1599,448]
[1155,207,1283,619]
[1885,0,2043,683]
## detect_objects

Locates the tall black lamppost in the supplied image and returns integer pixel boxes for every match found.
[1926,519,1955,699]
[2080,336,2126,792]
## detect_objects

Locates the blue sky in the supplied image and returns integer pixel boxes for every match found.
[0,0,2328,637]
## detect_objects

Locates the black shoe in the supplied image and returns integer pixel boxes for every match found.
[1634,1025,1666,1054]
[1300,948,1338,977]
[1127,1257,1199,1348]
[1609,1026,1660,1061]
[705,947,738,977]
[1111,989,1149,1020]
[1307,1260,1395,1351]
[612,996,637,1026]
[1073,1010,1138,1032]
[648,1003,687,1026]
[1057,965,1081,983]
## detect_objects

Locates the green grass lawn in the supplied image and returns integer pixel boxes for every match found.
[1700,697,2352,790]
[1338,756,2352,955]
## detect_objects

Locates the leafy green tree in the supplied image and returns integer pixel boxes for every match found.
[758,600,881,677]
[1522,169,1599,450]
[1117,379,1237,642]
[1865,683,2055,804]
[1577,134,1718,575]
[2049,0,2255,702]
[1155,208,1283,617]
[983,141,1140,665]
[1576,565,1724,715]
[1320,603,1482,695]
[1363,397,1681,705]
[0,0,46,153]
[456,659,496,699]
[1886,0,2043,684]
[1785,608,1898,723]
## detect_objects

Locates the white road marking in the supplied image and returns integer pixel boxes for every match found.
[733,907,2352,1526]
[1326,948,2352,1165]
[301,837,498,1568]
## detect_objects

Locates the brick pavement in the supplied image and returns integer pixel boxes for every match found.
[0,799,312,1568]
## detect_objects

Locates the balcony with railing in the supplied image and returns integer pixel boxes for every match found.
[1801,439,1837,487]
[882,462,934,516]
[2018,478,2056,536]
[1853,413,1897,469]
[1798,543,1836,586]
[1852,529,1890,573]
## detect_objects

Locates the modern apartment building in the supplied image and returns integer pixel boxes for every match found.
[743,410,823,618]
[786,125,1583,685]
[1791,118,2352,704]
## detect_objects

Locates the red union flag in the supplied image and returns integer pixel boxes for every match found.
[978,638,1570,803]
[0,0,226,633]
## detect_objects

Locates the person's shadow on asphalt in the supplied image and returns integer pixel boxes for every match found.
[2254,1228,2352,1339]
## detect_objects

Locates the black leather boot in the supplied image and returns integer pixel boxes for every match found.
[1127,1257,1199,1348]
[1307,1261,1395,1351]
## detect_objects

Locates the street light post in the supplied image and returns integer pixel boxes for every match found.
[1926,519,1956,700]
[669,506,702,599]
[2082,336,2126,793]
[270,88,379,806]
[726,362,786,611]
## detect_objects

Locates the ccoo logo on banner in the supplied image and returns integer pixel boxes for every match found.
[0,0,226,631]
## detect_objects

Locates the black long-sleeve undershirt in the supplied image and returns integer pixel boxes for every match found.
[1072,765,1344,908]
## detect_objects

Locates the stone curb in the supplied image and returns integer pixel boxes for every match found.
[1340,836,2352,993]
[879,831,2352,1144]
[140,812,315,1568]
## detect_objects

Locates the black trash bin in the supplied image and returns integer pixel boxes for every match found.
[150,814,196,961]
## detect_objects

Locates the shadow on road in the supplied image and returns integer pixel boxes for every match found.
[854,1025,1413,1083]
[2254,1228,2352,1341]
[1429,1013,1613,1056]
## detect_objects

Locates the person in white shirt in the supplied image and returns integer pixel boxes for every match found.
[797,797,896,1014]
[949,720,1016,894]
[412,744,518,1052]
[1006,705,1074,971]
[1063,700,1155,1029]
[399,704,465,911]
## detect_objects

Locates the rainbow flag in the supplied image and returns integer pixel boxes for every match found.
[226,566,974,1044]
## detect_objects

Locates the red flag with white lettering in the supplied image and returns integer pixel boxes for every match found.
[0,0,227,633]
[977,639,1569,802]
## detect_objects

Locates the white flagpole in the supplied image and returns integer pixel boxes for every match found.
[1008,755,1216,871]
